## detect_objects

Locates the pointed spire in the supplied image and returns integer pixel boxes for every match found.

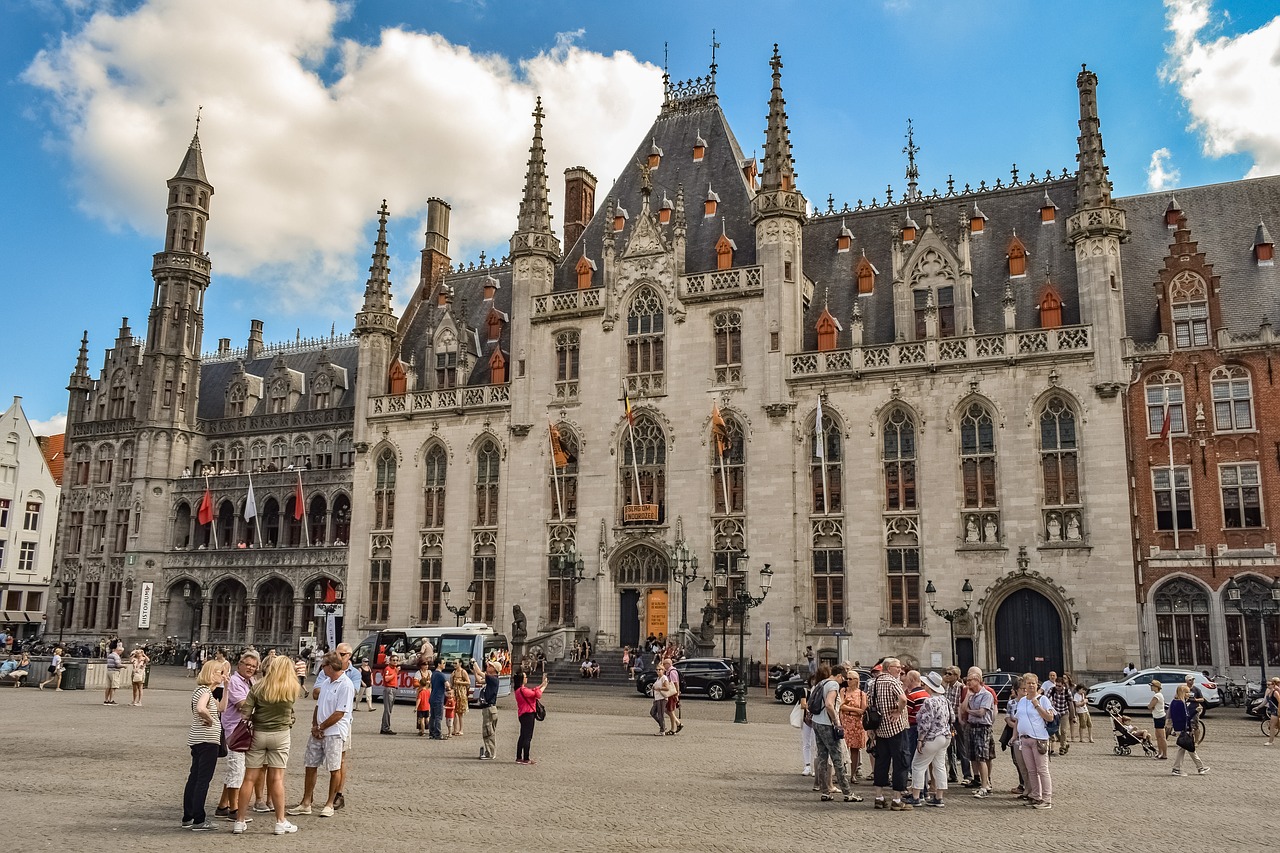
[1258,220,1274,247]
[517,97,553,236]
[903,119,920,203]
[1074,64,1112,209]
[74,330,90,377]
[172,110,209,184]
[359,201,394,320]
[759,44,797,193]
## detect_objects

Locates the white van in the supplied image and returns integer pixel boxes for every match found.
[353,623,511,705]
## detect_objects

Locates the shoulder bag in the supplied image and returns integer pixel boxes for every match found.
[1175,729,1196,752]
[862,678,883,731]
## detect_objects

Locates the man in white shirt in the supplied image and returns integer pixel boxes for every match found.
[1122,662,1136,677]
[288,652,354,817]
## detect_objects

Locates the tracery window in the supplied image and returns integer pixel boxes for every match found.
[625,286,665,395]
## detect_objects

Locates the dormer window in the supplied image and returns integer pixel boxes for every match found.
[268,379,289,414]
[1039,287,1063,329]
[970,203,986,234]
[614,206,628,232]
[856,252,878,295]
[715,232,736,271]
[1007,234,1028,278]
[704,184,719,218]
[742,159,758,189]
[693,131,706,162]
[1040,192,1058,223]
[837,222,852,253]
[1169,270,1210,348]
[435,329,458,389]
[575,253,596,289]
[312,374,332,409]
[1165,197,1182,228]
[648,139,663,169]
[902,213,918,244]
[388,360,407,395]
[1256,221,1274,266]
[658,194,672,225]
[486,309,503,343]
[488,349,506,385]
[816,306,840,352]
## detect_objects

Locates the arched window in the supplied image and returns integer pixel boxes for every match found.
[268,379,290,414]
[1224,576,1280,668]
[1211,366,1253,432]
[331,494,351,544]
[713,311,742,385]
[886,517,921,628]
[883,408,916,512]
[548,426,578,520]
[249,440,267,472]
[209,443,225,472]
[172,501,191,549]
[1145,372,1185,436]
[1040,395,1084,543]
[74,446,90,485]
[217,499,235,548]
[108,370,127,419]
[95,443,114,483]
[269,439,288,471]
[255,578,295,646]
[374,449,396,531]
[1039,288,1063,329]
[475,439,500,526]
[1154,579,1212,667]
[423,445,447,528]
[309,495,327,545]
[284,493,303,546]
[1169,270,1210,348]
[556,331,580,401]
[293,437,311,469]
[229,442,245,473]
[314,436,334,470]
[227,383,247,417]
[435,329,458,389]
[313,374,332,409]
[1007,235,1028,277]
[119,441,134,480]
[960,403,999,544]
[812,410,842,514]
[621,415,666,525]
[816,307,838,353]
[389,359,407,396]
[262,498,280,546]
[625,286,665,395]
[337,433,354,467]
[713,416,746,514]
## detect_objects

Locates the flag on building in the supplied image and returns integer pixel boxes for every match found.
[244,477,257,521]
[710,403,729,458]
[1159,403,1172,440]
[197,483,214,526]
[294,471,305,520]
[549,422,569,468]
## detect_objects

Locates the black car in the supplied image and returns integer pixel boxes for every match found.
[635,657,740,701]
[775,668,875,704]
[983,671,1021,704]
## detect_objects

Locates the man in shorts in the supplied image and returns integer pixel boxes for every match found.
[104,640,124,704]
[287,652,354,817]
[963,673,995,797]
[215,651,260,818]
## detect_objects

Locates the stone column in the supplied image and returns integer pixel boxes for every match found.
[244,598,258,646]
[199,598,212,644]
[293,598,306,650]
[156,596,169,639]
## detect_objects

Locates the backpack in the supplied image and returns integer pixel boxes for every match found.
[863,677,883,731]
[807,683,826,716]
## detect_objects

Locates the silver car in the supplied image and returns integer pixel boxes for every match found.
[1087,667,1220,716]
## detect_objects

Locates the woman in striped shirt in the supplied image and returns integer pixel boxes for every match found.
[182,660,227,831]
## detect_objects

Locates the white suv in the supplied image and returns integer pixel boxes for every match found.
[1087,668,1220,716]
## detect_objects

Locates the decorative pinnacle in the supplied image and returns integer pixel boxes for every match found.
[760,44,798,195]
[360,200,393,316]
[74,330,90,376]
[514,96,557,247]
[903,119,920,203]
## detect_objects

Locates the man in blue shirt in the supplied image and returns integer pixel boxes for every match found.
[429,658,449,739]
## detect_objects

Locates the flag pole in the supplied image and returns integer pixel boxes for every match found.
[718,446,731,514]
[248,472,263,545]
[205,475,219,549]
[1167,396,1179,552]
[298,471,310,547]
[549,423,564,521]
[625,386,642,502]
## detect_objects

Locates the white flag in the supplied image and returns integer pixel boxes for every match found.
[244,477,257,521]
[815,396,825,459]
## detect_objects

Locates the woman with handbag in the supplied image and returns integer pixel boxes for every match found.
[649,662,671,735]
[513,669,548,765]
[1010,673,1055,810]
[182,660,226,831]
[1169,684,1209,776]
[231,655,301,835]
[38,647,64,691]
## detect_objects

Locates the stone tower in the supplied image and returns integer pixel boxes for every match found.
[751,45,807,400]
[1066,65,1129,396]
[354,201,397,447]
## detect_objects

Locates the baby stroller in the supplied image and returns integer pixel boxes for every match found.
[1110,712,1158,756]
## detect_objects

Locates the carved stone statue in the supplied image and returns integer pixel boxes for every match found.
[699,602,716,642]
[511,604,527,644]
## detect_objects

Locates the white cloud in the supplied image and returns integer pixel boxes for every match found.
[1162,0,1280,177]
[23,0,663,305]
[28,412,68,436]
[1147,147,1181,190]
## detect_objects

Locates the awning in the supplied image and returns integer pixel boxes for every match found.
[0,611,45,624]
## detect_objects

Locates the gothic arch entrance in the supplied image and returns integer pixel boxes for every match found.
[613,545,669,649]
[993,588,1064,679]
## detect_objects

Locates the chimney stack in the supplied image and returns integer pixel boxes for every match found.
[247,319,264,360]
[563,166,597,250]
[420,197,452,302]
[218,338,231,355]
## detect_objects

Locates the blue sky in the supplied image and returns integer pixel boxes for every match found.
[2,0,1279,431]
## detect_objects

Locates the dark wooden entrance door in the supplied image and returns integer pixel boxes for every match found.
[994,589,1063,679]
[956,637,975,673]
[620,589,640,648]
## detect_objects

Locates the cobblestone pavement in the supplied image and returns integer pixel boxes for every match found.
[2,668,1277,851]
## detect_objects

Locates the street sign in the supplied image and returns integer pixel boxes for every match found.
[314,604,344,617]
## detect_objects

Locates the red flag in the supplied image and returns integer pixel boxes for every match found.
[1159,405,1172,440]
[197,485,214,526]
[323,580,337,604]
[294,472,305,520]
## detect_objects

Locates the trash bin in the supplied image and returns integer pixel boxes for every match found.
[61,659,86,690]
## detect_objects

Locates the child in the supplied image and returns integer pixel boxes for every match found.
[443,687,456,739]
[416,673,432,737]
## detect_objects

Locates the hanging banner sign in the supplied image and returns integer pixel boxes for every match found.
[137,582,154,629]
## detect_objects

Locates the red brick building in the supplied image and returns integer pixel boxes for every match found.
[1123,185,1280,679]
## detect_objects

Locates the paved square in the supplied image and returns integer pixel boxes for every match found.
[2,668,1276,851]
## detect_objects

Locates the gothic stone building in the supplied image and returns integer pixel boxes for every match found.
[343,54,1170,679]
[50,137,356,651]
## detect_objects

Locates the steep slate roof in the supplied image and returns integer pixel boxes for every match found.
[552,95,758,291]
[196,343,360,421]
[397,263,514,387]
[800,178,1080,349]
[1117,174,1280,344]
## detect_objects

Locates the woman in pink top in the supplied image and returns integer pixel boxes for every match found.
[513,670,548,765]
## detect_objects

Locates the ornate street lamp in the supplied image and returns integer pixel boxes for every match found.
[1224,575,1280,684]
[554,549,587,625]
[728,553,772,725]
[443,580,477,627]
[925,578,974,666]
[669,542,700,634]
[182,581,205,644]
[57,580,77,648]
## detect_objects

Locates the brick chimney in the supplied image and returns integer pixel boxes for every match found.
[563,166,597,250]
[420,197,451,302]
[247,319,264,360]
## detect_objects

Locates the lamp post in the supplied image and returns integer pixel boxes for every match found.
[669,543,700,633]
[716,551,773,724]
[554,549,587,624]
[1224,575,1280,685]
[57,581,76,648]
[313,582,343,646]
[182,581,204,644]
[443,580,477,627]
[925,578,974,666]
